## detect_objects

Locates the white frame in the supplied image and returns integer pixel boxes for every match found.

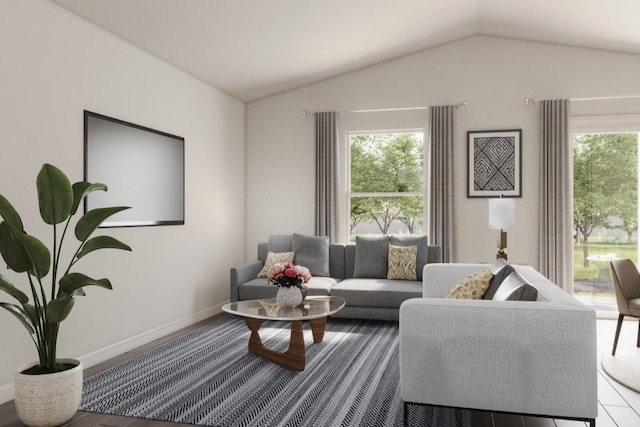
[345,129,427,239]
[467,129,522,198]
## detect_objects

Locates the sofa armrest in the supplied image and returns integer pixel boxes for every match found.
[422,263,488,298]
[399,298,597,420]
[230,261,263,302]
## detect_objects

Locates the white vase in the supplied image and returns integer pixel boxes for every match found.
[14,359,83,427]
[276,286,303,308]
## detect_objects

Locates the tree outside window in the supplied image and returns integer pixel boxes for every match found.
[349,132,424,240]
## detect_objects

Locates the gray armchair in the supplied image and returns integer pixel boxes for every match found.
[610,258,640,355]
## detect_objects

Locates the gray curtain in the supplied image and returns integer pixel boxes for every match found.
[538,99,573,292]
[314,112,339,241]
[429,105,457,262]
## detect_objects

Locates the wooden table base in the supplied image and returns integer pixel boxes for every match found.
[243,316,328,371]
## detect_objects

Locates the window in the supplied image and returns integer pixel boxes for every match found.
[348,131,425,241]
[570,118,640,309]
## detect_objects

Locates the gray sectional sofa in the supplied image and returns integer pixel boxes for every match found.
[230,233,443,321]
[399,262,597,426]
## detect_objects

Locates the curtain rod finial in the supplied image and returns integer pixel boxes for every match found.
[301,109,313,116]
[524,97,536,105]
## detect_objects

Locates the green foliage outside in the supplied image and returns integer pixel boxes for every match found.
[350,133,424,236]
[573,133,638,268]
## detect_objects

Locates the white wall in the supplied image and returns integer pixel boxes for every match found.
[246,35,640,265]
[0,0,245,403]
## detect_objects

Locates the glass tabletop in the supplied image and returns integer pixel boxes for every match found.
[222,296,346,321]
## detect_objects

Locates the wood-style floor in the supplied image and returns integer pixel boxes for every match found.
[1,314,639,427]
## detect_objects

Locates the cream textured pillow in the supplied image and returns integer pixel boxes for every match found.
[258,251,295,278]
[446,269,493,299]
[387,244,417,281]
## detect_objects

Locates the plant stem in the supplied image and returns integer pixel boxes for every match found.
[51,223,58,300]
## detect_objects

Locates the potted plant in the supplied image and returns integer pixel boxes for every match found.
[266,262,311,308]
[0,164,131,426]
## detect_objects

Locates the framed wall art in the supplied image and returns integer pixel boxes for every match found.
[467,129,521,198]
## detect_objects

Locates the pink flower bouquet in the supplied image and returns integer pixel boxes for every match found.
[266,262,312,290]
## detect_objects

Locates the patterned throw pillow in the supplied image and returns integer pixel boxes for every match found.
[387,244,418,281]
[258,251,295,278]
[446,269,493,299]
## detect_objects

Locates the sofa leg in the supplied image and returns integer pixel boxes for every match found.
[637,320,640,348]
[613,313,625,355]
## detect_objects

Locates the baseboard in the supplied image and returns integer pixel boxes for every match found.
[0,302,226,405]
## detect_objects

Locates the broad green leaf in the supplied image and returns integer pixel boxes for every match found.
[0,273,29,304]
[72,288,86,297]
[0,302,35,334]
[23,303,39,326]
[0,222,31,272]
[17,234,50,279]
[37,164,73,225]
[70,182,107,215]
[0,194,24,232]
[58,272,112,297]
[77,236,132,260]
[46,297,75,323]
[75,206,130,241]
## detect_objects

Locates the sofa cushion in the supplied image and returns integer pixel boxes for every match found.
[268,234,293,252]
[483,262,516,300]
[446,269,493,299]
[331,278,421,308]
[292,233,330,277]
[390,235,429,280]
[258,251,295,278]
[387,244,417,280]
[492,272,538,301]
[239,276,338,300]
[353,236,389,279]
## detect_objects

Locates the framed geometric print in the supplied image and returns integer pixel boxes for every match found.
[467,129,522,198]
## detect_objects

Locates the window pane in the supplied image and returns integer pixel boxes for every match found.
[350,133,423,193]
[350,196,424,239]
[572,132,638,308]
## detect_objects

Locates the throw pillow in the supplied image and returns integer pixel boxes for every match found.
[491,272,538,301]
[268,234,293,252]
[446,269,493,299]
[490,257,509,274]
[390,235,429,280]
[483,263,516,300]
[292,233,330,277]
[353,235,390,279]
[258,251,295,278]
[387,244,418,280]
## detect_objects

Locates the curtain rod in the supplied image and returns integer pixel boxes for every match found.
[301,101,467,116]
[523,94,640,105]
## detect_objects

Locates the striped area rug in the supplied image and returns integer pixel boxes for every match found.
[80,316,470,426]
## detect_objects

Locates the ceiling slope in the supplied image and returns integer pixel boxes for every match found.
[51,0,640,101]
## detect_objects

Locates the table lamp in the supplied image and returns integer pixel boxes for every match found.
[489,197,515,260]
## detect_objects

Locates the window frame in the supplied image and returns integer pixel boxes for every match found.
[345,129,427,240]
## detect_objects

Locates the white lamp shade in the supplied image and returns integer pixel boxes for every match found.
[489,198,515,229]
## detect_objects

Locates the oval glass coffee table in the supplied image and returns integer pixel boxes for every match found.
[222,296,345,371]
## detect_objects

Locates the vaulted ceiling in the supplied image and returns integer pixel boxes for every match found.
[52,0,640,102]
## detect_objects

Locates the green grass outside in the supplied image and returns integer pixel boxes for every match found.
[573,244,638,279]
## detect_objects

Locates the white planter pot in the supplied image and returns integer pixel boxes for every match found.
[276,286,303,308]
[14,359,83,427]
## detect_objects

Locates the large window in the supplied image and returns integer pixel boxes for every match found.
[348,131,425,241]
[572,131,639,307]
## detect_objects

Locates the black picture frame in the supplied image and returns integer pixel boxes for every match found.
[467,129,522,198]
[84,111,185,227]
